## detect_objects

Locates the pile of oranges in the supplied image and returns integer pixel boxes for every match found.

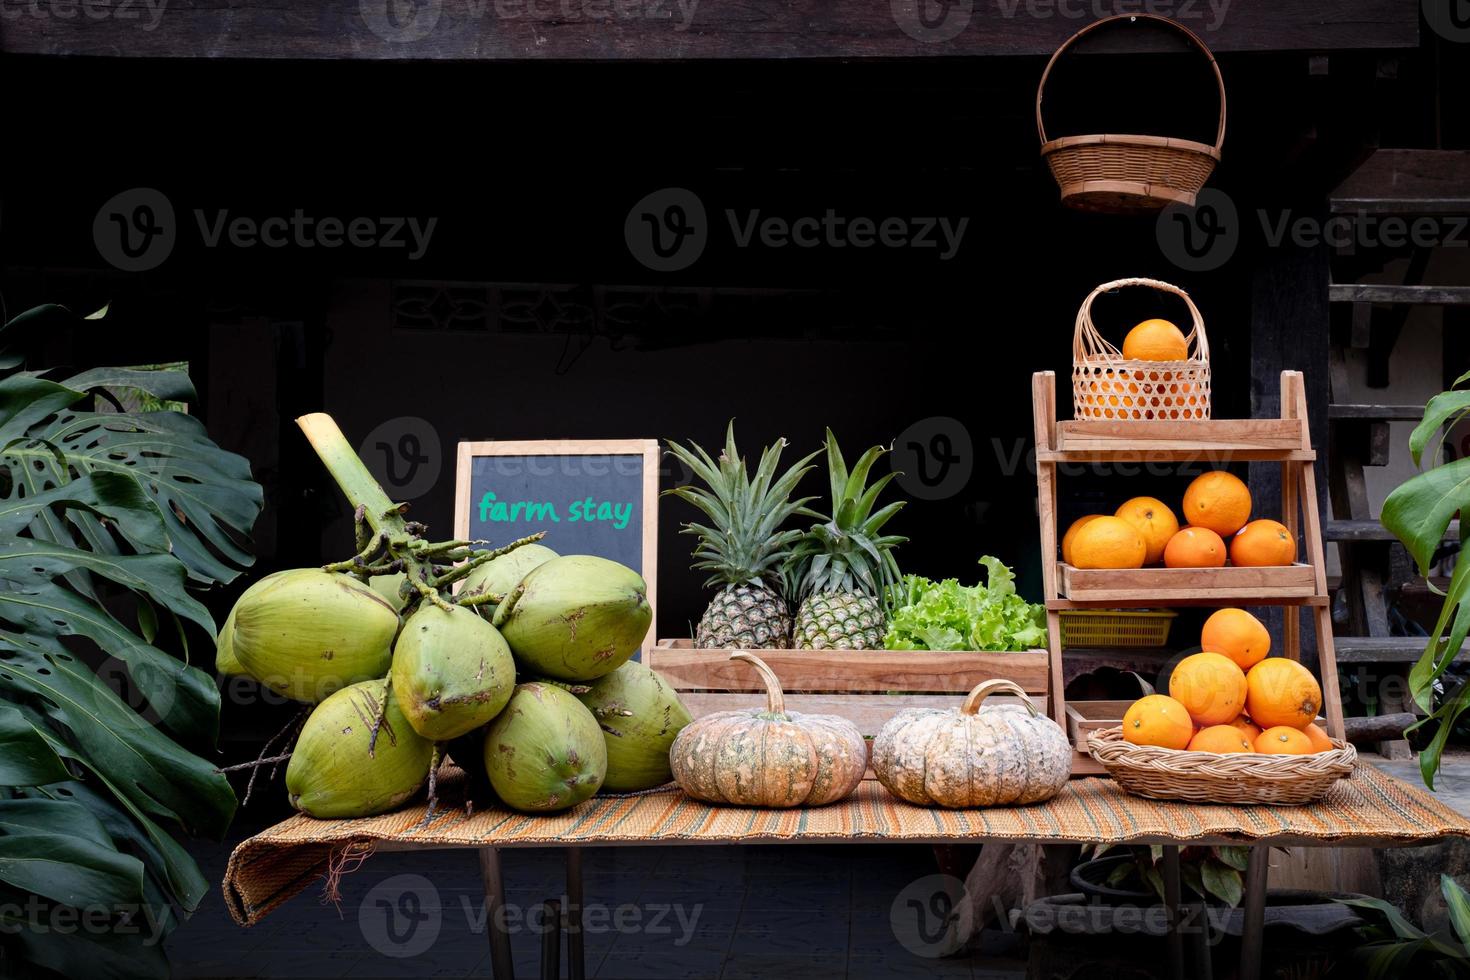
[1062,471,1297,570]
[1121,607,1333,755]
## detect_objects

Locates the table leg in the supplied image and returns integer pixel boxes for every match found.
[479,847,515,980]
[1187,902,1213,980]
[1238,847,1270,980]
[1161,845,1184,980]
[566,848,585,980]
[541,899,561,980]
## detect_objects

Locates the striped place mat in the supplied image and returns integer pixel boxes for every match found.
[223,763,1470,927]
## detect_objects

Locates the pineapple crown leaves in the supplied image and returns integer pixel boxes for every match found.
[663,421,819,591]
[788,427,907,600]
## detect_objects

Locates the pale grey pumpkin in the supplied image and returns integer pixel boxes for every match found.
[669,652,867,808]
[872,680,1071,808]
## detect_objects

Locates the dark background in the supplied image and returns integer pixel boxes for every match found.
[3,32,1466,803]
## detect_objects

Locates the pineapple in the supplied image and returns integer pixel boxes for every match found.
[665,423,818,649]
[789,429,907,650]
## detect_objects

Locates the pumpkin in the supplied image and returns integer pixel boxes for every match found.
[872,679,1071,808]
[668,652,866,808]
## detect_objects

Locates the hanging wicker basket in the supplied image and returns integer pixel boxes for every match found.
[1038,13,1226,213]
[1072,277,1211,422]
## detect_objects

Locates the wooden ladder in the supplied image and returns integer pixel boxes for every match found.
[1323,149,1470,758]
[1033,370,1345,775]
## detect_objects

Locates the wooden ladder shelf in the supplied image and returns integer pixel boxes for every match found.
[1033,369,1346,775]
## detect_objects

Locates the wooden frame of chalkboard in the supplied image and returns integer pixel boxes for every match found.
[453,439,660,649]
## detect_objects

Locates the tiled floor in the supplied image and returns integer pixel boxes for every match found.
[171,832,1026,979]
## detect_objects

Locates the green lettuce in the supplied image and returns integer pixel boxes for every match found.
[883,556,1047,652]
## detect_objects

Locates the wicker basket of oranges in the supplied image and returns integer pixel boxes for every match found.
[1072,277,1211,422]
[1088,608,1355,805]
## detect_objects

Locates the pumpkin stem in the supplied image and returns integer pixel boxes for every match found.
[961,678,1039,717]
[729,651,786,716]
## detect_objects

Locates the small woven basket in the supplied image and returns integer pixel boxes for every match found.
[1038,14,1225,213]
[1088,727,1357,806]
[1072,277,1211,422]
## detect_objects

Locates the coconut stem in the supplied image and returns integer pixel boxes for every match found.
[455,590,506,608]
[730,651,786,716]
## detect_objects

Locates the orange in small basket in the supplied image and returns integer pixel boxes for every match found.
[1302,723,1334,753]
[1169,652,1248,727]
[1187,725,1255,754]
[1201,608,1271,671]
[1255,726,1313,755]
[1122,694,1194,750]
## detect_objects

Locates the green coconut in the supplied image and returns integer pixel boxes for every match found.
[231,568,399,703]
[459,543,558,619]
[391,603,516,741]
[569,661,692,792]
[368,571,410,612]
[214,609,246,678]
[493,555,652,682]
[483,682,606,812]
[285,679,435,819]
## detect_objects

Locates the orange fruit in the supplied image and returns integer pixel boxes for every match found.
[1231,519,1297,567]
[1245,658,1322,729]
[1188,724,1255,754]
[1163,526,1227,568]
[1303,723,1334,753]
[1115,497,1180,566]
[1227,714,1262,741]
[1182,471,1253,537]
[1070,516,1147,570]
[1168,652,1249,726]
[1062,515,1107,565]
[1200,608,1271,671]
[1254,726,1313,755]
[1122,319,1189,361]
[1122,694,1195,750]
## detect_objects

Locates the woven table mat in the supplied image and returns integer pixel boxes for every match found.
[223,763,1470,927]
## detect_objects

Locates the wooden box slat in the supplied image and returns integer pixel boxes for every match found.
[648,640,1049,694]
[1058,563,1318,603]
[1056,418,1307,451]
[679,691,1046,736]
[1065,700,1133,751]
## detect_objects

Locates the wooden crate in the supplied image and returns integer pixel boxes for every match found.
[1057,562,1320,605]
[647,638,1049,741]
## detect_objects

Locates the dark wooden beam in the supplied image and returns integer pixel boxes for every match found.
[0,0,1419,61]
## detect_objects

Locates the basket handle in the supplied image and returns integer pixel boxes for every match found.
[1036,13,1227,154]
[1072,277,1209,363]
[961,679,1042,718]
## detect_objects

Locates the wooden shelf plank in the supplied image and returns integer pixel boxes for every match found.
[1333,635,1461,663]
[0,0,1421,61]
[1057,562,1320,604]
[1328,404,1426,421]
[648,642,1050,694]
[1330,284,1470,306]
[1325,519,1457,542]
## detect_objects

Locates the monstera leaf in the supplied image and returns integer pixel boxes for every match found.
[0,305,262,978]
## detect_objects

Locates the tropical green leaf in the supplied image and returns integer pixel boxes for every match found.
[2,405,261,585]
[0,631,235,838]
[1200,859,1243,907]
[1215,846,1250,872]
[0,833,144,909]
[1382,456,1470,576]
[0,704,71,786]
[1341,897,1429,940]
[1409,389,1470,467]
[1443,875,1470,948]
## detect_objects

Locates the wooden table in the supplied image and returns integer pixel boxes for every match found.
[223,765,1470,980]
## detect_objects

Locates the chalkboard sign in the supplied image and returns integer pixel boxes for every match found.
[454,439,660,642]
